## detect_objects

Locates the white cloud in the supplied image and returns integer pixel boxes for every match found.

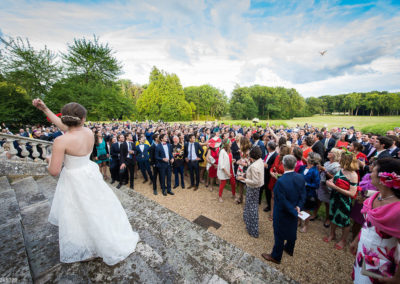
[0,0,399,98]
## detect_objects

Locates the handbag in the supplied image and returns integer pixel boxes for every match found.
[98,154,107,160]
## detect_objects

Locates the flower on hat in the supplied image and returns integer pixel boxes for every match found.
[378,172,400,189]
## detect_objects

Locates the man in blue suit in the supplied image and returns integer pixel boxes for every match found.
[136,134,153,184]
[155,134,175,196]
[184,134,204,190]
[262,155,306,264]
[252,132,266,160]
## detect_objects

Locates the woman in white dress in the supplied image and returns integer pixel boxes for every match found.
[32,99,139,266]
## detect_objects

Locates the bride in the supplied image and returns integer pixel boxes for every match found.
[32,99,139,266]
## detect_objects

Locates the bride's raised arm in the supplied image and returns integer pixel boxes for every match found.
[32,99,69,132]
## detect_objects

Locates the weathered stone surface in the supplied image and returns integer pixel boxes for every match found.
[207,274,229,284]
[12,177,46,209]
[20,202,59,280]
[0,189,20,226]
[36,176,57,203]
[35,263,88,284]
[0,176,11,192]
[0,159,48,177]
[0,222,32,283]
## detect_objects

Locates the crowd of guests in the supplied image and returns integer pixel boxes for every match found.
[2,120,400,283]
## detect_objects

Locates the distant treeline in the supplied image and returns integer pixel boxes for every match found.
[229,86,400,120]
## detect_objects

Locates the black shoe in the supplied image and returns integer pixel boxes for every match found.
[162,192,167,196]
[194,186,198,191]
[116,183,122,189]
[263,206,271,212]
[167,191,174,195]
[173,185,179,189]
[111,180,116,184]
[182,186,185,189]
[153,190,158,195]
[187,185,193,189]
[143,179,148,184]
[130,184,134,189]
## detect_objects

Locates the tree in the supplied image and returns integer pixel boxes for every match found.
[229,87,257,119]
[62,35,122,84]
[0,36,60,99]
[136,67,192,121]
[0,82,43,125]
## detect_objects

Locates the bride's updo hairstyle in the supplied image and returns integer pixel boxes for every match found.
[61,102,87,127]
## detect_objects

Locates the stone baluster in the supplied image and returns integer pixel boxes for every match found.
[18,139,31,161]
[30,142,41,162]
[7,138,19,160]
[38,143,48,161]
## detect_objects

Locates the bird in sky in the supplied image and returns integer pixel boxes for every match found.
[319,50,327,56]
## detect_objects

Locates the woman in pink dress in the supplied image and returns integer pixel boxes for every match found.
[350,158,400,283]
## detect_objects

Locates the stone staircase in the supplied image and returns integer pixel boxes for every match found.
[0,175,296,284]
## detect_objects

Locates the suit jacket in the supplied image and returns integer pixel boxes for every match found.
[264,151,278,186]
[155,143,173,167]
[120,141,136,165]
[184,142,204,162]
[254,140,266,160]
[311,140,325,162]
[346,134,356,143]
[321,138,335,155]
[390,147,399,158]
[377,150,392,160]
[273,172,306,237]
[136,144,151,162]
[150,143,157,166]
[298,165,320,190]
[110,142,121,160]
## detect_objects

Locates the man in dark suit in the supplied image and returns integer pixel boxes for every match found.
[312,133,325,163]
[345,128,356,143]
[259,141,278,211]
[321,132,335,160]
[120,133,136,189]
[136,134,153,184]
[387,135,399,158]
[155,134,174,196]
[252,133,266,160]
[184,134,204,190]
[110,134,128,187]
[150,133,160,195]
[374,136,393,160]
[262,155,306,264]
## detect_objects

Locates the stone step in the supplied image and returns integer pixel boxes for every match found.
[0,177,20,226]
[12,177,46,210]
[0,176,11,192]
[36,176,57,203]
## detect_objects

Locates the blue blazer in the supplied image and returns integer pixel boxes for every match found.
[254,140,266,160]
[136,144,151,162]
[155,143,173,167]
[299,165,320,189]
[273,172,306,219]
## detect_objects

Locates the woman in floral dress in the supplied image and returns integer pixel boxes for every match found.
[350,158,400,283]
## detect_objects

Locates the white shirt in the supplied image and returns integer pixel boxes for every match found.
[188,142,197,160]
[139,144,144,153]
[265,151,276,163]
[162,143,169,160]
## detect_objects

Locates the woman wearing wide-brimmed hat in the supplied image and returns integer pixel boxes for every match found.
[206,136,221,192]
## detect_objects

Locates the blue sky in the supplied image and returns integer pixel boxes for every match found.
[1,0,399,97]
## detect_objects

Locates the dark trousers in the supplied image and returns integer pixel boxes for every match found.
[271,226,297,262]
[159,165,172,194]
[259,184,271,207]
[173,165,185,187]
[188,160,200,187]
[138,160,153,181]
[110,158,120,181]
[152,165,161,192]
[125,158,135,187]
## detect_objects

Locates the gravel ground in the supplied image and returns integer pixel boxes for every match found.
[128,174,354,284]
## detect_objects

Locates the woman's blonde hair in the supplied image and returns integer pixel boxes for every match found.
[330,148,343,162]
[340,152,359,171]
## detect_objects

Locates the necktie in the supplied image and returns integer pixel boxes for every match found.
[325,139,329,149]
[189,143,192,160]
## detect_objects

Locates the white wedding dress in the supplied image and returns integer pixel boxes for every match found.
[48,154,139,266]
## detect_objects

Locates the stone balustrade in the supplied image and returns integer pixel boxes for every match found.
[0,133,53,163]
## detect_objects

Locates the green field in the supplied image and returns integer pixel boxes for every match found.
[204,115,399,135]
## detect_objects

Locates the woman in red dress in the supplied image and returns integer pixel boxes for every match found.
[268,145,291,220]
[207,137,221,192]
